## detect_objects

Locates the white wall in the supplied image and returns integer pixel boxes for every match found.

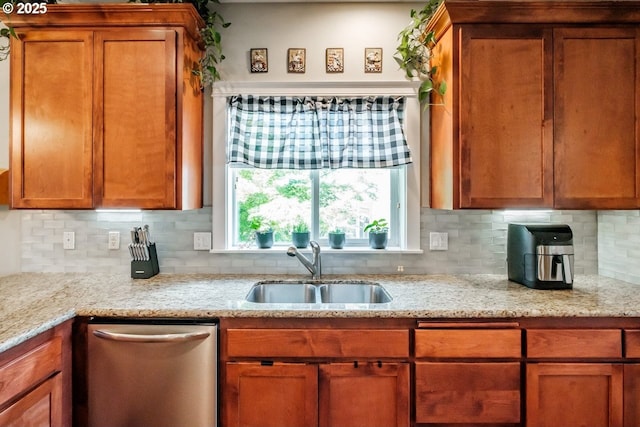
[0,27,21,276]
[215,2,418,82]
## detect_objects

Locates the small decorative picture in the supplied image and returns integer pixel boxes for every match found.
[287,48,306,73]
[250,48,268,73]
[326,48,344,73]
[365,48,383,73]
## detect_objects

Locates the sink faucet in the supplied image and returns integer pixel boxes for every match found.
[287,241,321,279]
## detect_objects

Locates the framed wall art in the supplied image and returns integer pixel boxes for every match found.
[287,48,306,73]
[365,48,383,73]
[250,48,268,73]
[326,48,344,73]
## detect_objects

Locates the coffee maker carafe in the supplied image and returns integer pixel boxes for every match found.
[507,224,574,290]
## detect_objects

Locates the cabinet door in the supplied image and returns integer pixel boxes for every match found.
[459,26,553,208]
[554,28,640,209]
[0,374,62,427]
[93,30,178,208]
[624,364,640,427]
[319,362,409,427]
[10,30,94,208]
[224,362,318,427]
[526,363,623,427]
[415,362,520,424]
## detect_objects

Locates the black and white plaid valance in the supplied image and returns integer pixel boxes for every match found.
[227,96,412,169]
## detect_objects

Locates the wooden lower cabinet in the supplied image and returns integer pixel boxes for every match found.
[414,325,522,425]
[221,321,411,427]
[624,365,640,427]
[0,321,71,427]
[224,361,409,427]
[225,362,318,427]
[526,363,623,427]
[319,362,410,427]
[415,362,521,425]
[0,374,62,427]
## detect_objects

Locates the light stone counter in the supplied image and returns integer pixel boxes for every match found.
[1,272,640,353]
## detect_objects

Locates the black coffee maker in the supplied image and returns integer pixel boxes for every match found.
[507,224,574,290]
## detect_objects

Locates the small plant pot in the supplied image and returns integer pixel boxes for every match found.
[255,231,274,249]
[328,232,346,249]
[368,231,388,249]
[292,231,310,248]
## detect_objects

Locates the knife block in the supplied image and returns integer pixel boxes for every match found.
[131,243,160,279]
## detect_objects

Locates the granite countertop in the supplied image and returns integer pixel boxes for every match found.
[1,272,640,353]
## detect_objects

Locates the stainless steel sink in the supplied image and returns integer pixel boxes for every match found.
[318,283,392,304]
[244,280,392,304]
[245,282,317,303]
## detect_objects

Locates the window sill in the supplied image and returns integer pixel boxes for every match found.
[210,247,423,254]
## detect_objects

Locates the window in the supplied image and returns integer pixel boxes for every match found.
[229,166,403,248]
[210,84,423,252]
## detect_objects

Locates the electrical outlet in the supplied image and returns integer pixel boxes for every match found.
[193,232,212,250]
[429,232,448,251]
[397,265,404,272]
[63,231,75,250]
[108,231,120,250]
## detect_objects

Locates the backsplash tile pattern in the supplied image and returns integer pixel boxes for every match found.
[598,210,640,285]
[20,209,598,276]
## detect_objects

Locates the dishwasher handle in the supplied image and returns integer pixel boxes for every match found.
[92,329,211,343]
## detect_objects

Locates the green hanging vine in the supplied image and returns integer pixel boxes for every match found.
[394,0,447,104]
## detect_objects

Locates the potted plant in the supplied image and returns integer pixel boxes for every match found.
[291,220,310,249]
[0,26,14,62]
[328,228,346,249]
[250,216,273,249]
[394,0,447,104]
[364,218,388,249]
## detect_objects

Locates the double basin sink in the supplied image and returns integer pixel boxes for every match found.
[245,280,392,304]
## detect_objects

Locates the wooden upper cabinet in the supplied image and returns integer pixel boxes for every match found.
[459,26,553,209]
[428,1,640,210]
[9,5,204,210]
[553,28,640,209]
[10,30,94,208]
[93,30,177,208]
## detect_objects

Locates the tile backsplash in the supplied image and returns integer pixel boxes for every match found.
[20,208,598,276]
[598,210,640,285]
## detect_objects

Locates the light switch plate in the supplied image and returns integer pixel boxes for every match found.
[429,232,448,251]
[194,232,212,251]
[63,231,75,250]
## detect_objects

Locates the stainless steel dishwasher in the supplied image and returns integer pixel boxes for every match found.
[87,320,217,427]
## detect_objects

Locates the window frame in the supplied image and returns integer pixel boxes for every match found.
[210,82,423,253]
[227,166,404,249]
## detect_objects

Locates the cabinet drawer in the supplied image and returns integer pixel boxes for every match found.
[415,362,521,424]
[415,329,521,358]
[527,329,621,358]
[625,330,640,358]
[226,329,409,358]
[0,337,62,406]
